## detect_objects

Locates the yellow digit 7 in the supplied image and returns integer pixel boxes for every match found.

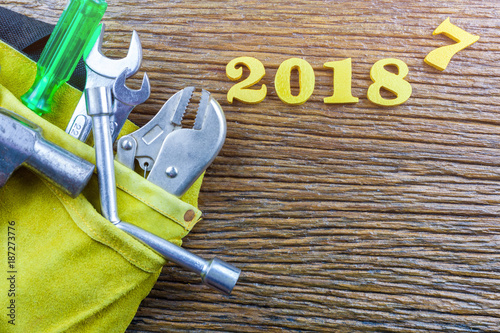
[424,18,480,71]
[226,57,267,104]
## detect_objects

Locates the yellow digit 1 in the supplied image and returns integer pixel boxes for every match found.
[275,58,315,105]
[367,58,412,107]
[226,57,267,104]
[424,18,480,71]
[323,58,358,104]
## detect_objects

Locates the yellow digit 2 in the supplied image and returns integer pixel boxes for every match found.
[367,58,412,107]
[275,58,315,105]
[323,58,359,104]
[226,57,267,104]
[424,18,480,71]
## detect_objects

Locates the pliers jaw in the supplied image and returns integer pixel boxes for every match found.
[116,87,227,197]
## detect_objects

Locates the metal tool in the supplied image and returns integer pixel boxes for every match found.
[111,68,150,142]
[66,24,142,141]
[86,86,240,294]
[21,0,107,115]
[116,87,226,197]
[0,107,94,198]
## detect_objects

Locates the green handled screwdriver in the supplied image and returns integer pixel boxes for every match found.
[21,0,107,115]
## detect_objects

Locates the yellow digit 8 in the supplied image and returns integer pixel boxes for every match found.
[226,57,267,104]
[367,58,412,107]
[275,58,315,105]
[425,18,480,71]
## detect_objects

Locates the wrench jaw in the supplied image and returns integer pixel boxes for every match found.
[65,24,144,142]
[86,25,143,78]
[113,69,151,106]
[110,69,151,142]
[171,87,195,126]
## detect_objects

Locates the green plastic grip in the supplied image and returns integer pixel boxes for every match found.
[21,0,107,115]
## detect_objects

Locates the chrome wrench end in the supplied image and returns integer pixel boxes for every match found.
[111,68,150,142]
[66,24,143,142]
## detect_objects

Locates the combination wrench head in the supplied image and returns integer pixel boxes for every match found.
[113,68,150,106]
[109,68,151,141]
[85,24,142,79]
[66,24,144,141]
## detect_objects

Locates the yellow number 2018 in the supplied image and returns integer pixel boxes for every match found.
[226,57,414,107]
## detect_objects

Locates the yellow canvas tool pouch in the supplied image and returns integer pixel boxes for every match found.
[0,40,204,332]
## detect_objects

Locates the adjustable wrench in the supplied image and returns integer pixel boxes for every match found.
[116,87,226,197]
[86,86,240,294]
[66,24,142,142]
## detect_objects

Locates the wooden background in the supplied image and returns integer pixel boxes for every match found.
[7,0,500,331]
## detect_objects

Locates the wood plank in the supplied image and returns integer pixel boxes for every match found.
[5,0,500,331]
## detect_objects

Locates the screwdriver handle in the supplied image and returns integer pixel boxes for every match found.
[21,0,107,115]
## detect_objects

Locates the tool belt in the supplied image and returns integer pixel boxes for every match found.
[0,9,204,333]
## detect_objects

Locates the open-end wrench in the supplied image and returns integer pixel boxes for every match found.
[111,68,150,142]
[66,24,142,142]
[86,86,240,295]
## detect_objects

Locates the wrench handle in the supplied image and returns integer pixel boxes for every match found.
[86,86,120,223]
[116,221,241,295]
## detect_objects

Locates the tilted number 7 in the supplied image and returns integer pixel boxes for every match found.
[424,17,480,71]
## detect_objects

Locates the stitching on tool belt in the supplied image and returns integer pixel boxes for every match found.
[116,182,199,231]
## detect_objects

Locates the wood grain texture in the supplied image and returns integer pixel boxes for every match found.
[6,0,500,331]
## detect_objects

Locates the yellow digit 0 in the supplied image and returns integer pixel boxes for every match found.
[226,57,267,104]
[424,18,480,71]
[367,58,412,107]
[275,58,315,105]
[323,58,359,104]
